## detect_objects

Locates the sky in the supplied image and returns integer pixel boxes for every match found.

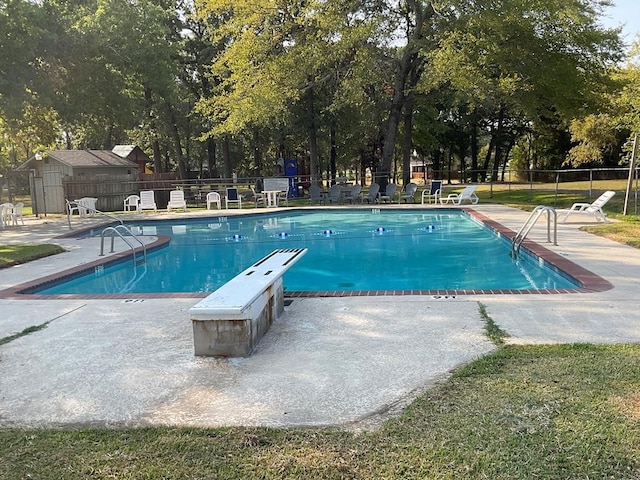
[600,0,640,44]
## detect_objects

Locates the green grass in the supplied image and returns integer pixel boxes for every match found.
[1,344,638,479]
[0,244,65,269]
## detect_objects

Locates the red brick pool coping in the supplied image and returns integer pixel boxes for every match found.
[0,208,613,300]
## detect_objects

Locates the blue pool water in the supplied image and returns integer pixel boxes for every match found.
[35,209,578,294]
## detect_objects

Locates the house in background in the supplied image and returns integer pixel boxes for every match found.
[18,148,140,214]
[111,145,152,175]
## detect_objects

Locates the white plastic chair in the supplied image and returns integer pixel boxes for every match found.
[11,202,24,225]
[343,184,362,204]
[167,189,187,212]
[421,180,442,204]
[0,203,13,225]
[251,187,265,207]
[364,183,380,203]
[206,191,221,210]
[379,184,397,203]
[124,194,141,213]
[399,183,418,203]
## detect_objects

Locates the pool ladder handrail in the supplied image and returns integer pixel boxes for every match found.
[100,225,147,267]
[512,205,557,256]
[66,200,124,230]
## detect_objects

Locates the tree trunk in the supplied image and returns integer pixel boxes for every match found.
[206,138,216,178]
[470,113,479,183]
[144,87,163,173]
[253,129,262,176]
[330,124,337,185]
[306,88,320,184]
[222,136,231,178]
[401,94,415,187]
[168,104,187,179]
[379,1,433,190]
[492,106,505,182]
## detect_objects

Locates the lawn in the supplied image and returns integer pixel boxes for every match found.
[0,244,65,269]
[1,344,638,479]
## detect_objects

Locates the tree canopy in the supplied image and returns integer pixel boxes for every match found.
[0,0,634,181]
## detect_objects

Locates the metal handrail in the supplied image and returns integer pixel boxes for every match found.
[66,199,124,230]
[512,205,557,256]
[100,225,147,265]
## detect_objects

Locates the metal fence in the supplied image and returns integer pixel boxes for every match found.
[2,166,638,214]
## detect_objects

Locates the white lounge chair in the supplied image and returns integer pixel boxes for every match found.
[364,183,380,203]
[139,190,157,212]
[206,191,221,210]
[440,185,479,205]
[379,183,398,203]
[399,182,418,203]
[124,194,141,213]
[560,190,615,223]
[421,180,442,204]
[225,187,242,209]
[167,189,187,212]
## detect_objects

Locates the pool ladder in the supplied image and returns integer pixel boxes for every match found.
[511,206,557,256]
[100,225,147,266]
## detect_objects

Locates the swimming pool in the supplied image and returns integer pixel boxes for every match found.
[28,209,582,296]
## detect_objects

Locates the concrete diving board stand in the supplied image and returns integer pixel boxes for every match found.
[188,248,307,357]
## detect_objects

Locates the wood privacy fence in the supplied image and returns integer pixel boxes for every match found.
[63,174,139,212]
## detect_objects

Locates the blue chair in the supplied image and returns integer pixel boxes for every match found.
[225,187,242,209]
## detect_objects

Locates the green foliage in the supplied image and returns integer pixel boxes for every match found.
[567,114,621,166]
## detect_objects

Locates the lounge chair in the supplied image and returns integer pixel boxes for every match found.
[206,191,221,210]
[440,185,479,205]
[327,184,342,204]
[421,180,443,204]
[364,183,380,203]
[167,189,187,212]
[560,190,615,223]
[124,194,141,213]
[225,187,242,209]
[343,184,362,203]
[399,182,418,203]
[309,184,324,204]
[139,190,157,212]
[379,183,398,203]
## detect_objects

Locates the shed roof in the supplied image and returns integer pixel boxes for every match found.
[50,150,139,168]
[18,150,139,170]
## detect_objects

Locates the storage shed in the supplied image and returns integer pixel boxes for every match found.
[18,149,140,214]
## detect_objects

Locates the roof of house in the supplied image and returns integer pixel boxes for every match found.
[112,145,138,158]
[18,150,139,170]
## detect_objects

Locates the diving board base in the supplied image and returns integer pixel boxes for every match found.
[188,248,307,357]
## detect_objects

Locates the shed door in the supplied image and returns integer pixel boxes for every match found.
[42,170,65,214]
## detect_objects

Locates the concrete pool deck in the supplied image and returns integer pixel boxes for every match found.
[0,204,639,429]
